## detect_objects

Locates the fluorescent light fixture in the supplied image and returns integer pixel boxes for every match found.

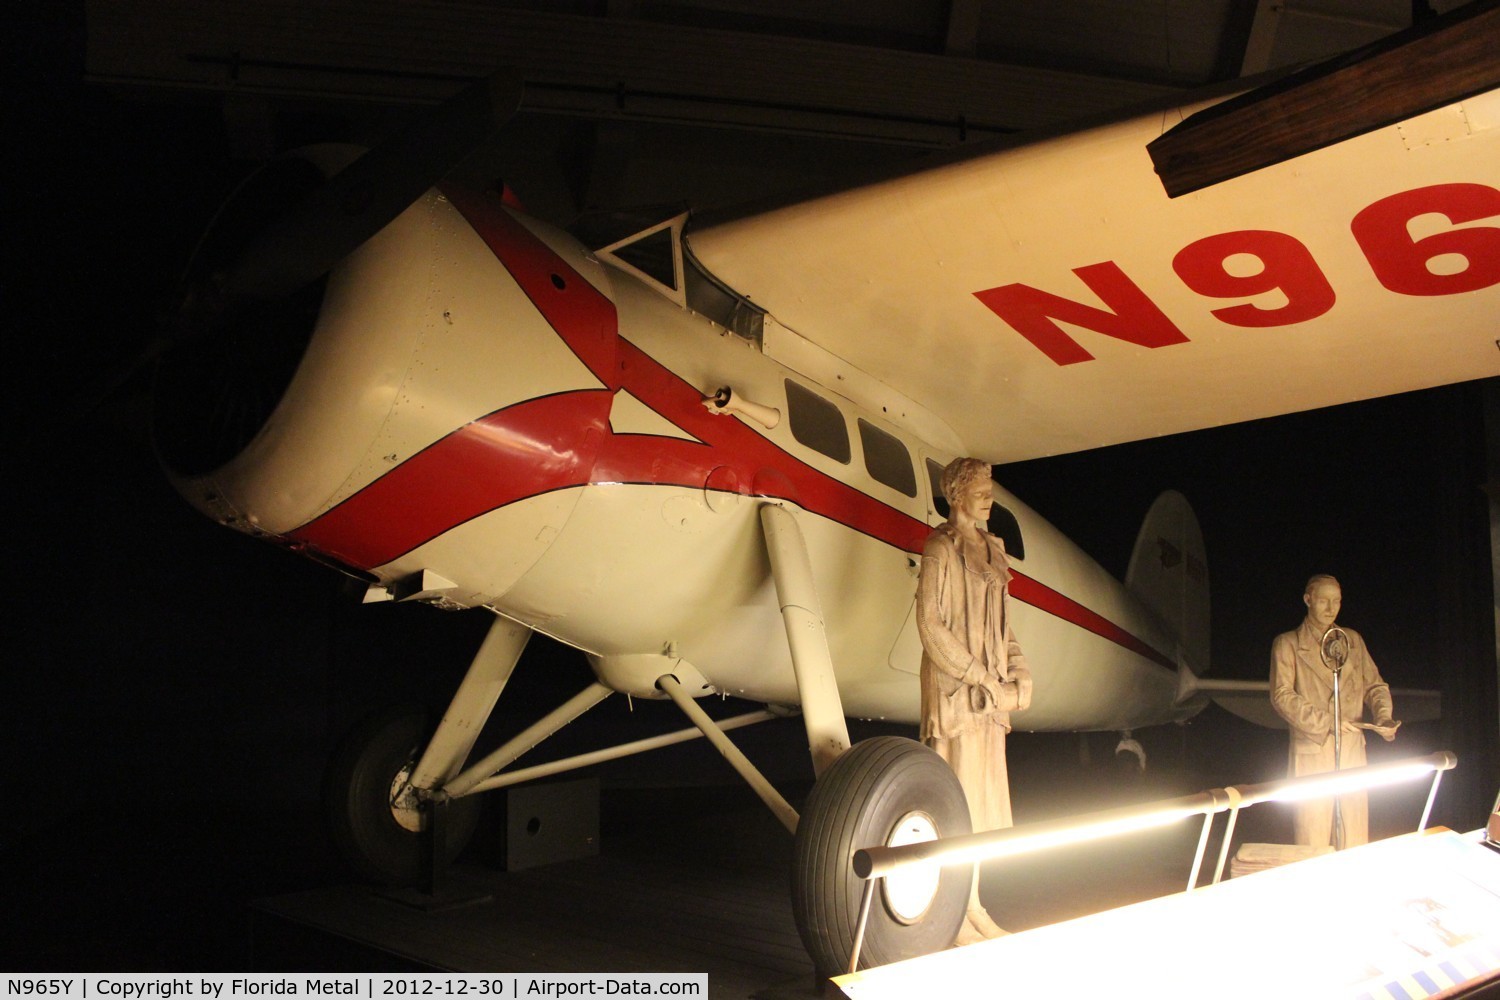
[1258,762,1440,805]
[854,790,1228,880]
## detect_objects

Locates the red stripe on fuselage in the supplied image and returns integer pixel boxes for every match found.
[288,391,612,569]
[1009,576,1173,669]
[445,185,930,555]
[598,338,932,553]
[290,186,1171,670]
[444,187,618,383]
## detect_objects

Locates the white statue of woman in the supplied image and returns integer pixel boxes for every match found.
[917,457,1032,943]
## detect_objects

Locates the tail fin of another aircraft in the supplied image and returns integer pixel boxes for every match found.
[1125,490,1210,677]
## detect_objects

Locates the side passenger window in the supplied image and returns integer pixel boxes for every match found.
[858,420,916,497]
[987,504,1025,560]
[926,459,951,520]
[785,380,850,464]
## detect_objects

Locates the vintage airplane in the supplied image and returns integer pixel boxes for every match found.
[148,2,1497,975]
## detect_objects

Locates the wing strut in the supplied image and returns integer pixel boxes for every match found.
[444,681,615,798]
[657,674,800,834]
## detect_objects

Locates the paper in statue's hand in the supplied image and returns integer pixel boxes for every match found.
[1357,719,1402,741]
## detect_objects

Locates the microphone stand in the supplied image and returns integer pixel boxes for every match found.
[1320,626,1350,850]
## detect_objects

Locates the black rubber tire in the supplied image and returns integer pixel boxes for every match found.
[791,736,971,974]
[323,706,481,885]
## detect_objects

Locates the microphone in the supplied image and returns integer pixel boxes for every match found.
[1320,626,1349,674]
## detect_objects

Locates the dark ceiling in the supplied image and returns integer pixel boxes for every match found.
[2,9,1495,964]
[79,0,1472,222]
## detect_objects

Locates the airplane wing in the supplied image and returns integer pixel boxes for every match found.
[685,5,1500,465]
[1197,680,1442,730]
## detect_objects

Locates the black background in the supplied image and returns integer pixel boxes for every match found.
[6,5,1496,972]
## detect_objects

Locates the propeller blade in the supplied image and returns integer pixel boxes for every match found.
[221,69,523,302]
[1147,1,1500,198]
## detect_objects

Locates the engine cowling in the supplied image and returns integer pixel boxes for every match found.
[155,152,619,603]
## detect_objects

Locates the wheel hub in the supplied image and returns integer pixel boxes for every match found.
[388,756,426,834]
[881,810,941,924]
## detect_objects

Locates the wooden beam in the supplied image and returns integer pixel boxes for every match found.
[1147,0,1500,198]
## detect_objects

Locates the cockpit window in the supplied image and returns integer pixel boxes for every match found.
[859,419,916,497]
[684,244,764,344]
[785,380,850,464]
[612,227,676,289]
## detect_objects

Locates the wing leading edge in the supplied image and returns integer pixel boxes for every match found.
[686,15,1500,465]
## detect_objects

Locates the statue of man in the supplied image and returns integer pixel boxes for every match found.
[917,457,1031,942]
[1269,574,1400,848]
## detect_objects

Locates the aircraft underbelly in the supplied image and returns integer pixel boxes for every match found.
[1008,604,1181,732]
[877,591,1182,731]
[496,481,917,709]
[491,479,1186,733]
[365,491,589,608]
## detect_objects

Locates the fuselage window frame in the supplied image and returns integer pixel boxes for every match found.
[784,379,852,465]
[986,501,1026,561]
[858,418,917,498]
[926,458,951,521]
